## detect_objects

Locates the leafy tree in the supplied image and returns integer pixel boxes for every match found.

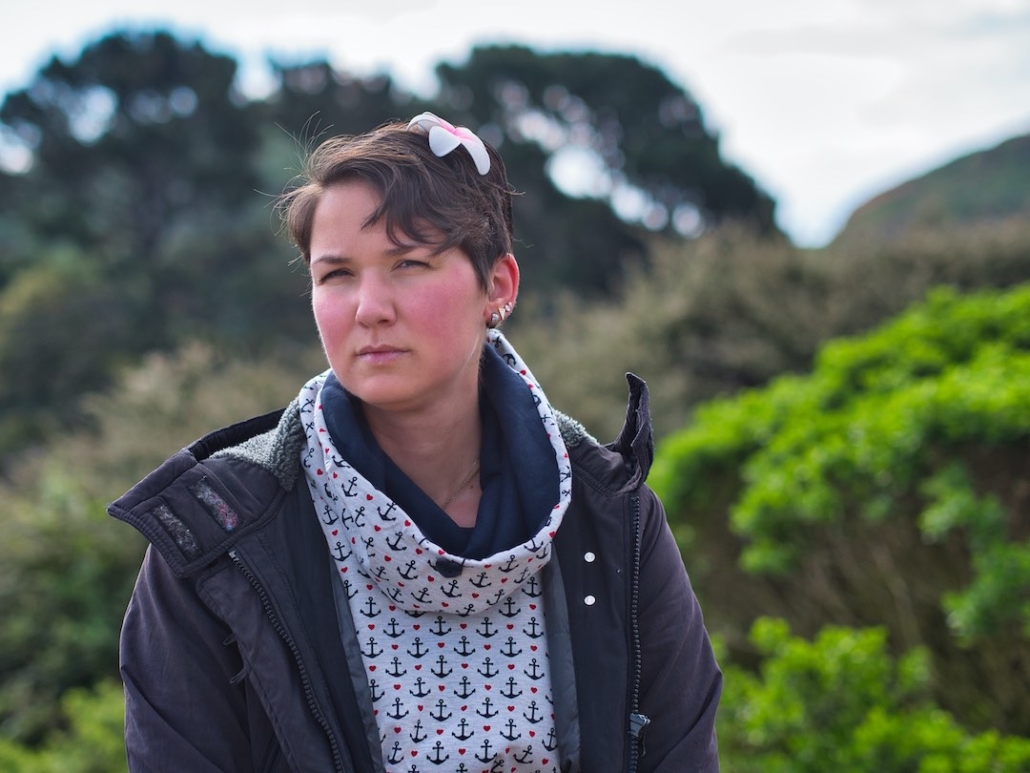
[719,619,1030,772]
[0,680,126,773]
[650,284,1030,733]
[0,30,311,456]
[432,45,779,296]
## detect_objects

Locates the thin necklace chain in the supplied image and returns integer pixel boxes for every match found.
[440,458,481,509]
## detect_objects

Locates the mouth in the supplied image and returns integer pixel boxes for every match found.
[355,345,407,364]
[357,345,404,356]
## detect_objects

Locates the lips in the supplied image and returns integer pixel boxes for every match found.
[357,345,404,356]
[356,345,407,365]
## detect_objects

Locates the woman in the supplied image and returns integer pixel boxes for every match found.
[111,113,722,772]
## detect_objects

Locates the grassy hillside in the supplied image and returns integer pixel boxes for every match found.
[834,132,1030,246]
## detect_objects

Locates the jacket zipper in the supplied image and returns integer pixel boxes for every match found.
[626,495,651,773]
[228,549,347,773]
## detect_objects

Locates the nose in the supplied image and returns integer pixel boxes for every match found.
[354,272,396,327]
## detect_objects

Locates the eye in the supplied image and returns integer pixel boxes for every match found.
[396,258,430,270]
[314,267,352,284]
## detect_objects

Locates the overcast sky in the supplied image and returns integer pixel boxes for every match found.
[2,0,1028,246]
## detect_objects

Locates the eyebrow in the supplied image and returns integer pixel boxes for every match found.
[311,242,438,266]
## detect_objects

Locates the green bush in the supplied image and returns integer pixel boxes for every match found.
[652,284,1030,733]
[719,619,1030,772]
[0,680,127,773]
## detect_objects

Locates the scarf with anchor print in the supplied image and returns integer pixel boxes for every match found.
[300,329,571,772]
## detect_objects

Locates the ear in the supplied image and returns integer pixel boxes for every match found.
[485,253,520,315]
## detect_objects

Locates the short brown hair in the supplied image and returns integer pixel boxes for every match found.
[279,120,514,290]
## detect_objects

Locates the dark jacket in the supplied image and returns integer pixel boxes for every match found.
[110,375,721,772]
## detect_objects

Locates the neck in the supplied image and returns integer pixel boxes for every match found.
[362,393,483,520]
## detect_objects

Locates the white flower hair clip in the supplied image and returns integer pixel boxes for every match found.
[407,112,491,175]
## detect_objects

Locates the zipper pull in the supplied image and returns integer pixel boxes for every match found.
[629,711,651,758]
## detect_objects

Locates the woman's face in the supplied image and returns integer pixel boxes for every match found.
[309,181,511,418]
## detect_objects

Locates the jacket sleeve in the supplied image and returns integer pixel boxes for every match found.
[636,487,722,772]
[120,546,261,772]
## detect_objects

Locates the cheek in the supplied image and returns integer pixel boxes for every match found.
[311,292,352,345]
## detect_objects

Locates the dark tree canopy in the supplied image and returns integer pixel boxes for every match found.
[0,30,780,457]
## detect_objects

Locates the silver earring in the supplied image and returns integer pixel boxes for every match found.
[487,311,501,328]
[503,302,514,316]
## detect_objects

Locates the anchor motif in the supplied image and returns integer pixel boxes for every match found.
[500,636,523,658]
[499,718,522,742]
[455,603,476,617]
[513,746,534,764]
[475,738,495,763]
[385,657,407,678]
[321,503,338,526]
[522,576,541,597]
[469,571,492,588]
[484,588,506,606]
[476,696,498,718]
[454,635,475,656]
[406,638,427,658]
[429,698,452,722]
[399,560,419,580]
[427,740,449,765]
[524,657,544,680]
[352,505,367,527]
[385,697,409,720]
[543,727,558,751]
[383,618,404,638]
[361,637,382,658]
[340,476,358,497]
[477,618,497,638]
[453,675,476,699]
[523,616,543,638]
[386,741,404,765]
[408,677,430,698]
[377,501,398,522]
[523,700,543,724]
[477,657,498,678]
[361,596,381,618]
[409,718,427,743]
[498,596,520,618]
[441,579,462,598]
[368,679,384,702]
[342,579,358,600]
[498,555,519,573]
[451,716,474,741]
[430,616,452,636]
[431,654,452,678]
[499,677,522,699]
[385,532,406,552]
[332,541,351,562]
[412,587,432,604]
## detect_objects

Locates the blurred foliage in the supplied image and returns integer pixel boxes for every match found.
[718,619,1030,772]
[513,213,1030,442]
[0,680,126,773]
[650,284,1030,733]
[0,343,321,745]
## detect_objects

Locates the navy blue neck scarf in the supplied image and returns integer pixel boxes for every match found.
[320,343,559,560]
